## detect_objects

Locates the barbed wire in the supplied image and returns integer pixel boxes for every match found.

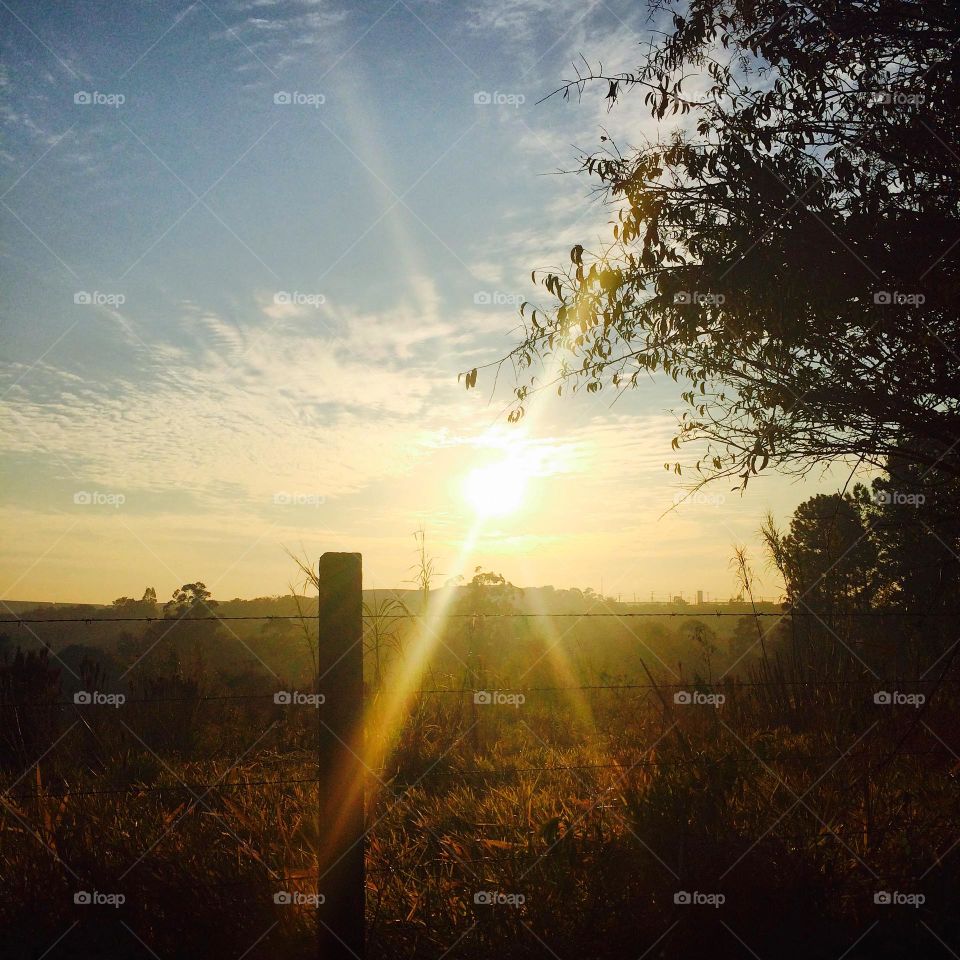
[2,608,958,625]
[3,691,286,709]
[0,614,309,624]
[1,602,956,915]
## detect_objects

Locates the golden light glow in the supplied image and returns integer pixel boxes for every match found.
[463,457,529,518]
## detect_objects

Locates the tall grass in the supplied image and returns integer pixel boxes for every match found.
[1,570,957,957]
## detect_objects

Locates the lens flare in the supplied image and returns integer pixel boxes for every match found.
[463,458,527,517]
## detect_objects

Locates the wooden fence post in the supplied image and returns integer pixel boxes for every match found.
[317,552,365,959]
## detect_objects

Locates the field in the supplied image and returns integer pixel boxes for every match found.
[2,576,957,959]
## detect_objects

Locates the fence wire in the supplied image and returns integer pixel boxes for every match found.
[1,605,955,938]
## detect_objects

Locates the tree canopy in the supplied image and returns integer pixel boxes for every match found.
[469,0,960,489]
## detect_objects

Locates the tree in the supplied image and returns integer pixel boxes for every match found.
[468,0,960,488]
[110,587,158,618]
[762,473,960,674]
[457,568,522,668]
[766,492,877,614]
[123,583,226,681]
[163,582,217,618]
[863,461,960,624]
[730,616,756,660]
[680,618,719,679]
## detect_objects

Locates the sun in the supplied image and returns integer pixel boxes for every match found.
[463,458,529,518]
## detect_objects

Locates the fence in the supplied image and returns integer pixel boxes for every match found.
[1,551,957,958]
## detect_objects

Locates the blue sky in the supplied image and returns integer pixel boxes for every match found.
[0,0,852,603]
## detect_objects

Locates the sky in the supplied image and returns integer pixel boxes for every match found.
[0,0,856,605]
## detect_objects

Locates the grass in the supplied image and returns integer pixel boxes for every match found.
[1,606,958,958]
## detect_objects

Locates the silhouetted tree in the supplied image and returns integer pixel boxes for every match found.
[775,492,877,613]
[764,466,960,674]
[470,0,960,488]
[164,582,217,618]
[110,586,158,619]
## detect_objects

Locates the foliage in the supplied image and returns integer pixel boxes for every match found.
[163,582,218,618]
[364,593,409,687]
[469,0,960,488]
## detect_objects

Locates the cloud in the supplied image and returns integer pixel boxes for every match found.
[0,276,477,518]
[465,0,604,39]
[212,0,350,73]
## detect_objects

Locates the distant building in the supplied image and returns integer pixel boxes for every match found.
[696,590,704,605]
